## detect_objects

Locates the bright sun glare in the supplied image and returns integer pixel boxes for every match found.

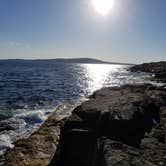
[92,0,114,16]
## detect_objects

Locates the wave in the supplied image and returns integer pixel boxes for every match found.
[0,99,83,160]
[0,63,164,162]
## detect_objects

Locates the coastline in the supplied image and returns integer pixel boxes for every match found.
[2,61,166,166]
[3,111,60,166]
[130,61,166,83]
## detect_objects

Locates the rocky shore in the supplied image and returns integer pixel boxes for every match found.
[2,112,61,166]
[2,62,166,166]
[130,61,166,83]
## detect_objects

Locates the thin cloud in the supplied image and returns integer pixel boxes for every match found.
[9,41,31,49]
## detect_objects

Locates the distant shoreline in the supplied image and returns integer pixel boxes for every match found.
[0,58,134,65]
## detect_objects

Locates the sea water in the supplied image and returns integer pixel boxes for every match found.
[0,60,157,158]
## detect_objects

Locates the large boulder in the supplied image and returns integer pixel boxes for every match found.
[3,84,166,166]
[50,84,164,166]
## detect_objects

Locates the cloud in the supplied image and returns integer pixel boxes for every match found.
[9,41,31,49]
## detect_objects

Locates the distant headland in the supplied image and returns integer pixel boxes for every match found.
[0,58,134,65]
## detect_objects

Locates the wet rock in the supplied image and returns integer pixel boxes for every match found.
[3,112,60,166]
[0,125,14,132]
[0,121,17,132]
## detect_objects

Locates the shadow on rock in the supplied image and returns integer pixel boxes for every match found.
[100,102,160,148]
[49,86,160,166]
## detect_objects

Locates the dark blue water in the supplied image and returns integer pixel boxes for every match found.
[0,61,91,111]
[0,60,152,157]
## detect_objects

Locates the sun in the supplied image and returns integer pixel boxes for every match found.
[92,0,114,16]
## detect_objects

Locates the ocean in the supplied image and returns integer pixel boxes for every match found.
[0,60,154,158]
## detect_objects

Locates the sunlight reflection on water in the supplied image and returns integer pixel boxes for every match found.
[81,64,124,94]
[0,62,160,159]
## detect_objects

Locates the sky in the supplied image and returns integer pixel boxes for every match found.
[0,0,166,63]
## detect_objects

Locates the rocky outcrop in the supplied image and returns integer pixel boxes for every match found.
[3,84,166,166]
[3,112,61,166]
[2,61,166,166]
[49,84,166,166]
[130,61,166,82]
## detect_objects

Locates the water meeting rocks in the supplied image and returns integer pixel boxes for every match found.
[2,84,166,166]
[3,112,61,166]
[50,84,166,166]
[130,61,166,82]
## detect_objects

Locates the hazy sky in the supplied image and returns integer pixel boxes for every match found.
[0,0,166,63]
